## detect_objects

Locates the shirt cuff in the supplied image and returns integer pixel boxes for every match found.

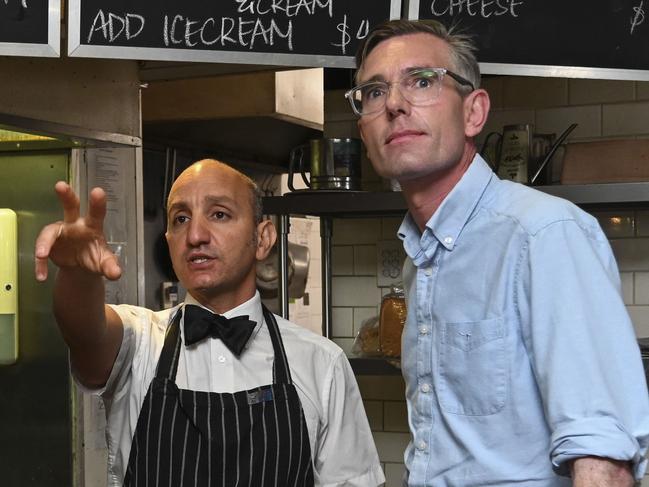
[319,463,385,487]
[551,416,649,480]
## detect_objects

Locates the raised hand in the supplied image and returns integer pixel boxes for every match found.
[35,181,122,282]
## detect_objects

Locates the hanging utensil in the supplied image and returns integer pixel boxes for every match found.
[530,123,578,185]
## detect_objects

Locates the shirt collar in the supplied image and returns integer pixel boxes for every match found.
[398,154,493,262]
[182,291,265,344]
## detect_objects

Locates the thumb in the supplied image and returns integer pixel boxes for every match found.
[101,253,122,281]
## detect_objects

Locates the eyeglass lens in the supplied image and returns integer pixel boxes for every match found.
[351,69,444,115]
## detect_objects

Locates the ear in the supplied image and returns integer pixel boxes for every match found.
[463,88,490,138]
[255,219,277,261]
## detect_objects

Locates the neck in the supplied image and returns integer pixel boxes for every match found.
[401,143,476,232]
[189,281,257,315]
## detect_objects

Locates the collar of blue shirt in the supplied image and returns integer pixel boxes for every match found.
[398,154,494,266]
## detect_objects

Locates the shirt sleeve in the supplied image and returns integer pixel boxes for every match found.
[313,350,385,486]
[72,304,139,401]
[516,218,649,479]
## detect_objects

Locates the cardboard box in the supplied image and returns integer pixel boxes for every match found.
[561,139,649,184]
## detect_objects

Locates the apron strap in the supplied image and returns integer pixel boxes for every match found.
[155,308,183,380]
[262,305,293,385]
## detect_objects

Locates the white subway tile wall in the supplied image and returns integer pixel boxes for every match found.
[569,79,635,105]
[502,76,569,108]
[603,101,649,136]
[325,77,649,485]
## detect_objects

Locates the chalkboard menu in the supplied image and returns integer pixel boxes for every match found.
[0,0,59,57]
[407,0,649,80]
[68,0,401,68]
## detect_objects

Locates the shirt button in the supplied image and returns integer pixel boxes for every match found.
[420,383,431,393]
[419,326,429,335]
[424,267,432,276]
[218,355,226,363]
[416,440,427,451]
[444,236,453,245]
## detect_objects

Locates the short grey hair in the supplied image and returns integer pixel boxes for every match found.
[355,19,481,92]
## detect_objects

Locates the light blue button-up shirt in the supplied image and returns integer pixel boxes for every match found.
[398,155,649,486]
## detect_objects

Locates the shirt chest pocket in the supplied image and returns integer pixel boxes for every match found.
[437,317,508,416]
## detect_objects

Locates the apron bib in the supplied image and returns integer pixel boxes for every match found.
[123,305,314,487]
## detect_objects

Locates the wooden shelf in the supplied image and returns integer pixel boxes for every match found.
[349,357,402,375]
[263,191,406,216]
[536,182,649,207]
[263,182,649,217]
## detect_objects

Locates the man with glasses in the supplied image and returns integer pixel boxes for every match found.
[347,19,649,486]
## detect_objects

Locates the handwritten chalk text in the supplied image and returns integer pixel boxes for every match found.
[235,0,333,18]
[631,0,645,35]
[163,15,293,50]
[431,0,524,18]
[87,10,145,43]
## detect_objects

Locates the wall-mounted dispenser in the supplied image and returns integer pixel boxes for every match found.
[0,209,18,365]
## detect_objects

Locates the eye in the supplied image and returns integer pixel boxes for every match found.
[406,71,438,90]
[361,83,387,101]
[173,215,189,225]
[414,77,432,88]
[211,210,229,220]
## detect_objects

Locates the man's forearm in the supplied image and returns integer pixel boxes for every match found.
[54,266,108,346]
[53,267,123,388]
[571,456,634,487]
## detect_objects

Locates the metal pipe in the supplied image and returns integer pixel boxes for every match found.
[278,214,290,318]
[321,217,333,338]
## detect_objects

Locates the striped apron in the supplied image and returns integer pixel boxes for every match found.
[123,305,314,487]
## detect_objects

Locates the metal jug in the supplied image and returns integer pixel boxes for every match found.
[288,138,362,191]
[481,123,577,185]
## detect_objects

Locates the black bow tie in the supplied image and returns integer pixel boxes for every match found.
[183,304,257,356]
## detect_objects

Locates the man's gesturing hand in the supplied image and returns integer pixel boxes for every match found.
[35,181,122,282]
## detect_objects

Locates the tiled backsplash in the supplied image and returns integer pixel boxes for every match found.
[324,76,649,486]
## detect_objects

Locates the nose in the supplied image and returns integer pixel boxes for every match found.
[186,216,210,246]
[384,84,410,119]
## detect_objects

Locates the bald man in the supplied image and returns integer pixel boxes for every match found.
[35,159,384,487]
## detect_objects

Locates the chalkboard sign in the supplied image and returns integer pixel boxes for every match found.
[68,0,401,68]
[0,0,59,57]
[407,0,649,80]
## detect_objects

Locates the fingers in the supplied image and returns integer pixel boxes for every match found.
[34,222,63,281]
[101,252,122,281]
[86,187,107,231]
[55,181,80,223]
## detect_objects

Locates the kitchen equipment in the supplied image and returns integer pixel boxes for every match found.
[0,151,72,485]
[256,242,310,299]
[288,138,362,191]
[530,123,578,185]
[496,124,532,183]
[0,209,18,365]
[481,123,577,185]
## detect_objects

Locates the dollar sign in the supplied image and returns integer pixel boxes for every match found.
[631,1,645,35]
[332,14,351,54]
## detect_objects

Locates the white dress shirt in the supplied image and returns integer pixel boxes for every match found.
[77,292,384,487]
